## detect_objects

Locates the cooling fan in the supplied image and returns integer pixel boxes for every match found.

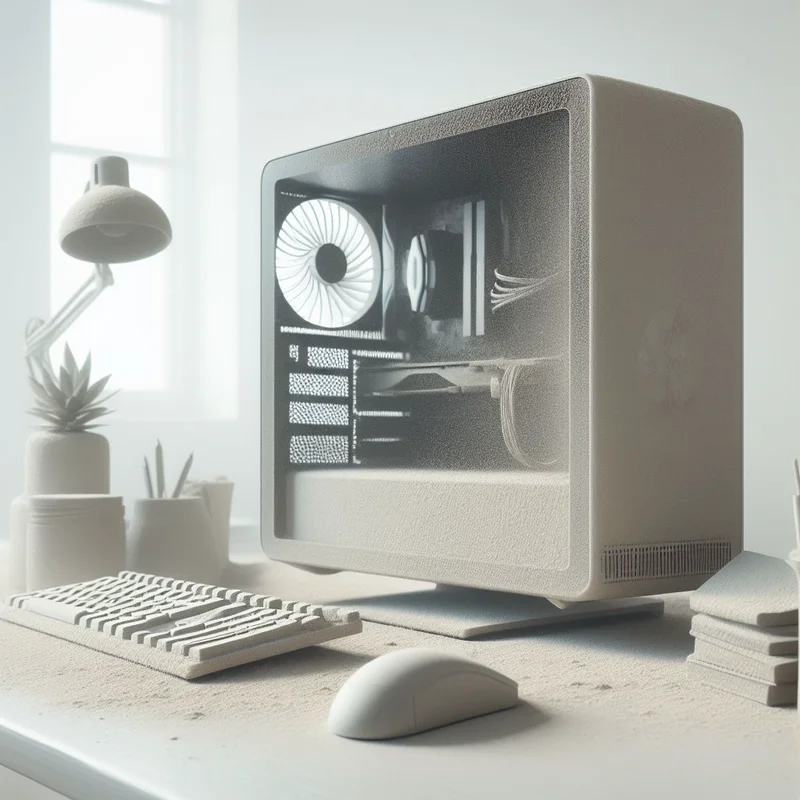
[276,198,381,329]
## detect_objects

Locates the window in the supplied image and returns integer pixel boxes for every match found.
[49,0,175,392]
[49,0,240,426]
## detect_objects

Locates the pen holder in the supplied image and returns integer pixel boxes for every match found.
[181,479,234,565]
[126,497,221,584]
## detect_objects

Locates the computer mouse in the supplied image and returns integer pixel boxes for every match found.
[328,648,518,740]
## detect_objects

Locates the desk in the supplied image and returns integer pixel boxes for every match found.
[0,542,796,800]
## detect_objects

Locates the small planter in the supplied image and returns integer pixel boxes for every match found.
[25,430,110,495]
[126,497,221,584]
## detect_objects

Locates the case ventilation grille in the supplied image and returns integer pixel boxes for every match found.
[601,540,732,584]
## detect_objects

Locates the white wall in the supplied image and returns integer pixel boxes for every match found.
[0,0,50,522]
[239,0,799,557]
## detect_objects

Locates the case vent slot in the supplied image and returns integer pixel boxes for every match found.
[289,373,349,398]
[289,435,349,464]
[289,402,349,427]
[308,347,349,370]
[601,540,733,583]
[280,326,382,340]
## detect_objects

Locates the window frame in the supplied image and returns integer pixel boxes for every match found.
[48,0,210,420]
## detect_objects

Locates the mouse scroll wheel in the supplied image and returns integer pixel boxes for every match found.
[407,234,430,313]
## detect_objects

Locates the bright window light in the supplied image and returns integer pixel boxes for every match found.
[50,0,169,156]
[50,0,172,392]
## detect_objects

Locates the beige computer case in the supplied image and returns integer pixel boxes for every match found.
[261,75,742,602]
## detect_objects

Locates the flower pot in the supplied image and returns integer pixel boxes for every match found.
[126,497,221,584]
[26,494,125,591]
[25,430,110,495]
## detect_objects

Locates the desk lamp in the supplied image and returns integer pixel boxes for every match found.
[25,155,172,370]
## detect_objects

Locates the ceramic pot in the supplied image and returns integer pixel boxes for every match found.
[126,497,220,584]
[181,480,234,565]
[25,431,110,495]
[26,494,125,591]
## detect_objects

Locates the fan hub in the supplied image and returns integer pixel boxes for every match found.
[315,243,348,284]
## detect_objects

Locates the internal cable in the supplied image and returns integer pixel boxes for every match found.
[490,269,561,312]
[499,363,558,468]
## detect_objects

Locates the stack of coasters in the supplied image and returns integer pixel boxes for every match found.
[687,551,799,706]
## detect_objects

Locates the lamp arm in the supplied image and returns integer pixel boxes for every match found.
[25,263,115,363]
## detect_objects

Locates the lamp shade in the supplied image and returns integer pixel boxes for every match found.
[59,156,172,264]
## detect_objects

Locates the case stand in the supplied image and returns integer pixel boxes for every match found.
[333,585,664,639]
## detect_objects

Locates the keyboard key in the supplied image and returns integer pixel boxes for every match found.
[159,610,286,652]
[256,596,283,609]
[22,598,88,624]
[112,614,171,639]
[188,619,301,660]
[166,598,231,621]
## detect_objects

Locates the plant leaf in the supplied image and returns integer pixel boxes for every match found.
[93,389,120,407]
[83,375,111,406]
[71,406,110,425]
[32,402,60,416]
[65,394,84,416]
[63,343,79,380]
[73,369,91,402]
[59,366,74,398]
[40,369,67,407]
[77,351,92,389]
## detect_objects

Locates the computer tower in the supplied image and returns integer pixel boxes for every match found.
[261,74,742,603]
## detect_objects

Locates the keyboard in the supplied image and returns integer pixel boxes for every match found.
[1,571,362,679]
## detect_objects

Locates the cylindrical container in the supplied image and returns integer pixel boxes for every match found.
[26,495,125,591]
[126,497,220,584]
[25,431,110,495]
[7,496,28,595]
[181,479,234,566]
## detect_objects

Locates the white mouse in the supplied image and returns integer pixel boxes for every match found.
[328,648,518,740]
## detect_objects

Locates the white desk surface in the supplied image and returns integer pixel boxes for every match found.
[0,541,797,800]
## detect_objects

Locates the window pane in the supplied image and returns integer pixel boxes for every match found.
[50,152,169,391]
[51,0,169,156]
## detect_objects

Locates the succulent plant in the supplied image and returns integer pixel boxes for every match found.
[28,344,117,432]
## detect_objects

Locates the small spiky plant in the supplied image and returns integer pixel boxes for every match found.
[28,344,117,432]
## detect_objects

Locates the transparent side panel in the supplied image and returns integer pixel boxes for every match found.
[272,109,570,546]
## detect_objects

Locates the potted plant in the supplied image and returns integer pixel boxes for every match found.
[25,343,116,495]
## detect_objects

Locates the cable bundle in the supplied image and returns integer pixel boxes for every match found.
[490,269,561,312]
[498,363,557,469]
